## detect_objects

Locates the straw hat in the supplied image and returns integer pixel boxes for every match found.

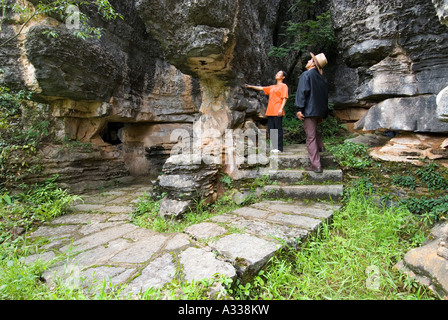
[310,52,327,75]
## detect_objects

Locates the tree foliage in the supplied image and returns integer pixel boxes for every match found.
[0,0,122,46]
[269,0,336,58]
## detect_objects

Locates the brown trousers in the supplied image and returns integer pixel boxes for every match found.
[303,117,325,168]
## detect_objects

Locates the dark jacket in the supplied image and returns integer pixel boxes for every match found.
[294,68,329,118]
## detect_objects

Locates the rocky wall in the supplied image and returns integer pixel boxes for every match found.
[0,0,203,191]
[329,0,448,133]
[135,0,292,216]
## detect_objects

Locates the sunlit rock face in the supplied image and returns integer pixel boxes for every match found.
[0,0,204,190]
[329,0,448,133]
[135,0,289,215]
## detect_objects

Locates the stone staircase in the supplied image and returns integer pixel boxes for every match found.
[233,144,344,202]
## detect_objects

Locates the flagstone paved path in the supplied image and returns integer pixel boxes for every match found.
[25,179,341,297]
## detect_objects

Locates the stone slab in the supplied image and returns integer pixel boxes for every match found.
[252,201,335,220]
[231,207,271,219]
[124,253,177,295]
[79,266,135,289]
[226,217,308,246]
[60,223,138,253]
[109,234,167,264]
[165,233,192,251]
[71,238,134,267]
[184,222,227,240]
[210,234,280,281]
[269,169,342,182]
[267,213,322,231]
[402,240,448,297]
[50,213,109,225]
[180,247,236,282]
[29,225,80,238]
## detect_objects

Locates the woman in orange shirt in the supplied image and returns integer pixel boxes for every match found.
[245,70,288,152]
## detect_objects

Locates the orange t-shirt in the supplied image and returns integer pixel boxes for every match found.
[263,83,288,116]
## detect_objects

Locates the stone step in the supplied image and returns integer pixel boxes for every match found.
[269,153,338,170]
[264,184,344,201]
[269,169,343,183]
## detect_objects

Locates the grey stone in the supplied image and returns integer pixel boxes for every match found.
[60,223,138,252]
[22,251,57,265]
[355,96,448,133]
[125,253,177,294]
[227,218,308,246]
[269,169,343,183]
[97,205,134,214]
[109,234,167,264]
[158,198,193,218]
[396,221,448,298]
[184,222,227,240]
[231,207,271,219]
[252,201,335,220]
[69,204,107,213]
[79,266,135,288]
[330,0,448,133]
[165,233,192,251]
[79,222,123,235]
[267,213,322,231]
[179,247,236,282]
[71,238,134,267]
[29,225,80,239]
[50,213,109,225]
[346,134,391,147]
[210,234,280,281]
[402,240,448,298]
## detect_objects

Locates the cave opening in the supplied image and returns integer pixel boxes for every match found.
[100,122,125,145]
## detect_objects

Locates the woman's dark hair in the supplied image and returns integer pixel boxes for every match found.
[281,71,287,78]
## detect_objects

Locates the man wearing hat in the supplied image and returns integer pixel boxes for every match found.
[294,52,328,173]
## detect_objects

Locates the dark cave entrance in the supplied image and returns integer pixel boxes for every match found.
[100,122,125,145]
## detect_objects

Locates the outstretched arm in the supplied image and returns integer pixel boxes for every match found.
[245,84,264,91]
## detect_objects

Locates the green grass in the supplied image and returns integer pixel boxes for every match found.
[130,191,241,233]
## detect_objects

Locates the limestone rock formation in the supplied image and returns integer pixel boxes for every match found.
[396,221,448,299]
[135,0,289,216]
[329,0,448,133]
[0,0,202,191]
[2,0,448,201]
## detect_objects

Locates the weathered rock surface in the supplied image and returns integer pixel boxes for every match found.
[369,133,448,165]
[329,0,448,134]
[0,0,202,188]
[395,221,448,299]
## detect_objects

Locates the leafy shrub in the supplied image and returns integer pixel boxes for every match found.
[399,195,448,218]
[327,141,372,169]
[0,176,81,239]
[415,162,448,191]
[0,85,52,187]
[391,175,416,190]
